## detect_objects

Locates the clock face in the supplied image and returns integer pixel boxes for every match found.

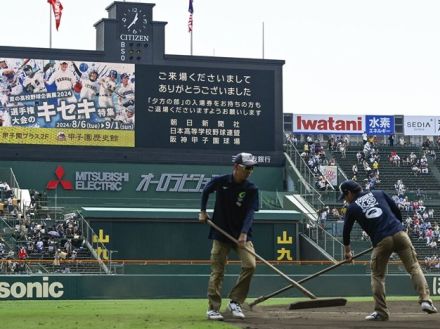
[121,7,148,34]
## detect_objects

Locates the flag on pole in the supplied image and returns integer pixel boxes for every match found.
[48,0,63,30]
[188,0,194,32]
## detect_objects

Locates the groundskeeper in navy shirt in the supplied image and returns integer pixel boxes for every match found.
[200,174,259,242]
[343,190,403,247]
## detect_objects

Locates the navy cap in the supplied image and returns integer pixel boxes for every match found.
[233,152,258,166]
[338,180,362,201]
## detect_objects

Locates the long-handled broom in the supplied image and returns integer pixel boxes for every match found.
[249,246,373,309]
[207,220,349,310]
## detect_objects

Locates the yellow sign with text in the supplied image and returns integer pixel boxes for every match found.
[0,127,134,147]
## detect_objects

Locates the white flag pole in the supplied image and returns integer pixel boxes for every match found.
[262,21,265,59]
[49,4,52,48]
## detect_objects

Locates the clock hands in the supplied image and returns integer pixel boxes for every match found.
[127,12,139,30]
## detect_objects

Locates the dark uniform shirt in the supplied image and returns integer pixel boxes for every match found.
[343,190,403,247]
[200,174,259,242]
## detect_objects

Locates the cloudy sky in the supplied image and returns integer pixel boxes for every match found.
[1,0,439,116]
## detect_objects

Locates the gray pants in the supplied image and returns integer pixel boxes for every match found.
[371,231,432,318]
[207,239,256,311]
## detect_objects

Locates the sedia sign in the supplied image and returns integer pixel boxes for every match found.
[0,277,64,299]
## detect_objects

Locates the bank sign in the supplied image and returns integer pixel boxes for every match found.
[46,165,215,193]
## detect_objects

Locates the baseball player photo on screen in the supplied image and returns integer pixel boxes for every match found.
[0,57,135,147]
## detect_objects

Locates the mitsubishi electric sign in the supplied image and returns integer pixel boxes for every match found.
[45,166,216,193]
[46,166,130,192]
[404,116,440,136]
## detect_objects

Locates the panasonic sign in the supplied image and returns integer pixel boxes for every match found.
[0,277,64,299]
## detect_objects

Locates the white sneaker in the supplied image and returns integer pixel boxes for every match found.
[228,301,245,319]
[421,301,438,314]
[206,309,224,321]
[365,311,388,321]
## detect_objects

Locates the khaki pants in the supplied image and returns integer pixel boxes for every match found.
[371,231,431,317]
[207,239,256,311]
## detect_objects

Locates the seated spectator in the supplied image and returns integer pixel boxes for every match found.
[412,164,421,176]
[35,239,44,253]
[399,136,405,146]
[409,152,417,165]
[315,176,330,191]
[352,163,358,176]
[18,246,27,260]
[339,142,346,159]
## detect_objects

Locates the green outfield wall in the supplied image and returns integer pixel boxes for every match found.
[0,161,284,209]
[83,208,302,261]
[0,270,439,300]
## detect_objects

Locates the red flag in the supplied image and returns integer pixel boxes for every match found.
[48,0,63,30]
[188,0,193,32]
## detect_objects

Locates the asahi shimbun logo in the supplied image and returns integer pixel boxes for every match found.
[0,277,64,299]
[46,166,129,191]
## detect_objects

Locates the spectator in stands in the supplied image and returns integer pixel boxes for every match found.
[352,164,358,176]
[339,180,438,320]
[331,207,341,220]
[389,151,401,167]
[363,142,372,158]
[64,239,73,255]
[422,138,432,152]
[35,239,44,253]
[363,160,372,178]
[327,136,333,151]
[362,131,368,145]
[388,134,394,146]
[18,246,27,260]
[399,136,405,146]
[319,206,329,226]
[338,141,346,159]
[409,152,417,165]
[356,151,363,164]
[412,163,421,176]
[316,176,330,191]
[53,249,61,266]
[372,160,379,175]
[292,135,298,146]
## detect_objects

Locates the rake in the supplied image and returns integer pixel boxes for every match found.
[207,220,351,310]
[250,246,373,309]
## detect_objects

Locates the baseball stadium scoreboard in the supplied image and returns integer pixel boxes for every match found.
[0,1,284,166]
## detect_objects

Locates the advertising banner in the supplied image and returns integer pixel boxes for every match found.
[293,114,365,134]
[0,57,135,146]
[135,65,276,155]
[319,165,338,186]
[404,116,440,136]
[365,115,394,135]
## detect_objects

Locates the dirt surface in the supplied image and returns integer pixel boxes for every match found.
[223,301,439,329]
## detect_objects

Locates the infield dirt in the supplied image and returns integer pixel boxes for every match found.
[226,300,439,329]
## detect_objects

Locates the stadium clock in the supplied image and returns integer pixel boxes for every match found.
[121,7,148,35]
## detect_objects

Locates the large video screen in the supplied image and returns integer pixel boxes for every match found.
[136,65,276,151]
[0,57,135,147]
